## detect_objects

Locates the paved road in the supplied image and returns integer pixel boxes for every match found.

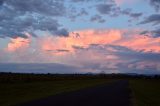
[19,80,131,106]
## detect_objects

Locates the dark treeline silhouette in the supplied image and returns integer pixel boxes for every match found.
[0,72,160,83]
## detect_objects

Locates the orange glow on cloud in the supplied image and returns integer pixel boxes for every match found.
[39,29,160,56]
[117,34,160,52]
[39,29,122,55]
[7,38,30,52]
[6,29,160,55]
[7,36,31,52]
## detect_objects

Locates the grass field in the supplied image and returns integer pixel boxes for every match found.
[130,79,160,106]
[0,78,112,106]
[1,73,160,106]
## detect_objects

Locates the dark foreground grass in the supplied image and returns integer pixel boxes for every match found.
[0,78,112,106]
[130,79,160,106]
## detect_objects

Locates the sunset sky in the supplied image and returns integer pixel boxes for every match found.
[0,0,160,74]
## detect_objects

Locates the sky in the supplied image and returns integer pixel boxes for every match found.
[0,0,160,74]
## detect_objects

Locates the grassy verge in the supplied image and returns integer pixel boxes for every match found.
[129,79,160,106]
[0,78,112,106]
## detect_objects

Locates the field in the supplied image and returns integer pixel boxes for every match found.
[130,79,160,106]
[0,73,114,106]
[0,73,160,106]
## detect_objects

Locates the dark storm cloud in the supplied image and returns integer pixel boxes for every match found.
[0,0,68,38]
[149,0,160,11]
[90,15,106,23]
[139,14,160,25]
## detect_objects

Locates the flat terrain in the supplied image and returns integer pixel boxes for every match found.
[0,78,112,106]
[130,79,160,106]
[19,80,131,106]
[1,73,160,106]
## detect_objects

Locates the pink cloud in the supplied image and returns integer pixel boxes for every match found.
[5,29,160,57]
[114,0,138,5]
[116,34,160,53]
[38,29,123,56]
[7,37,31,52]
[6,33,31,52]
[2,29,160,74]
[38,29,160,55]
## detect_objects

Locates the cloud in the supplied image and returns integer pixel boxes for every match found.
[5,33,31,52]
[38,29,122,56]
[149,0,160,11]
[5,0,66,16]
[70,0,90,3]
[67,7,89,21]
[115,0,139,5]
[111,45,160,62]
[116,34,160,53]
[129,13,143,18]
[96,3,118,15]
[122,9,143,18]
[139,14,160,25]
[140,28,160,37]
[1,29,160,74]
[0,0,159,74]
[0,0,144,39]
[115,48,160,73]
[68,44,160,74]
[0,63,82,74]
[0,0,68,38]
[7,37,31,52]
[115,0,124,5]
[70,0,106,3]
[90,15,106,23]
[5,29,160,57]
[72,45,86,50]
[96,2,143,19]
